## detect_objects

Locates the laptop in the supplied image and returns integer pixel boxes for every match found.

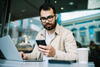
[0,35,42,62]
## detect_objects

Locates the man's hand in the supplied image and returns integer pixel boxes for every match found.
[20,51,28,60]
[38,45,56,57]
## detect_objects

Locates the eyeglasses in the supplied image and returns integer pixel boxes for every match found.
[40,15,55,22]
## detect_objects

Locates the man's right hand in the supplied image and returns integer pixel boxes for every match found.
[20,52,28,60]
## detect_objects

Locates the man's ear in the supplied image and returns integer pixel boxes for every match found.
[55,14,57,20]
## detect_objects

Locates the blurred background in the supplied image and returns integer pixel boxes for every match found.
[0,0,100,65]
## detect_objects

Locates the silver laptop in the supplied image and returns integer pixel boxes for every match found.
[0,35,42,62]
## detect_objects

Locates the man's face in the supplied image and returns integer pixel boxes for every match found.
[40,8,57,30]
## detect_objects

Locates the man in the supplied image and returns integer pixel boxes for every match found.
[21,3,78,61]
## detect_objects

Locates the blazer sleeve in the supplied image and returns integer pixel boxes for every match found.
[26,33,43,60]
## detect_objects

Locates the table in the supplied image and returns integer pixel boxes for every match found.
[0,59,94,67]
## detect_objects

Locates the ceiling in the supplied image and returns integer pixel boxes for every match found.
[10,0,88,21]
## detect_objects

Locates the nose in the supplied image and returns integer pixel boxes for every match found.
[45,19,49,23]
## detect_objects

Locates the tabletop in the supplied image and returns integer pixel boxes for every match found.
[0,59,95,67]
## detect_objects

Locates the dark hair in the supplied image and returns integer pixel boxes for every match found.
[39,3,56,15]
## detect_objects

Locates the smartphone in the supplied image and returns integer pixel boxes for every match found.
[36,40,47,46]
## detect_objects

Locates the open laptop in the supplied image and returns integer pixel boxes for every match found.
[0,35,42,62]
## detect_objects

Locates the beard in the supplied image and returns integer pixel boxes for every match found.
[43,21,57,30]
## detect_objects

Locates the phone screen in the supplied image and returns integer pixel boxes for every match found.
[36,40,47,46]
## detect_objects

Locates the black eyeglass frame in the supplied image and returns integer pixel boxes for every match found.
[40,15,55,22]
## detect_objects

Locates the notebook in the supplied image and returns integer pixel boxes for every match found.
[0,35,42,62]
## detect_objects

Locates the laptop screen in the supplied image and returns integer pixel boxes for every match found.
[0,35,23,61]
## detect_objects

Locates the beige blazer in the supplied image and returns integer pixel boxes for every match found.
[26,24,78,61]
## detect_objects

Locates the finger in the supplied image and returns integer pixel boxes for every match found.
[39,45,48,50]
[38,47,46,52]
[20,52,27,60]
[19,52,24,58]
[23,54,28,60]
[44,52,49,56]
[39,47,50,54]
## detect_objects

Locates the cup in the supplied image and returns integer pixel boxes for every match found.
[77,48,89,64]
